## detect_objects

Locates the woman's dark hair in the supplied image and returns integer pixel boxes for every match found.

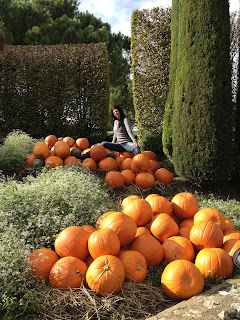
[111,106,126,121]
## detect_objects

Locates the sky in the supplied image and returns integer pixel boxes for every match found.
[79,0,239,37]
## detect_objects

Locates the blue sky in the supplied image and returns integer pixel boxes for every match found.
[79,0,239,36]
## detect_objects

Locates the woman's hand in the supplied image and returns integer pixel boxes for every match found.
[133,142,139,149]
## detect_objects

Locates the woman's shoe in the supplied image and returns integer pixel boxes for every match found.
[233,247,240,268]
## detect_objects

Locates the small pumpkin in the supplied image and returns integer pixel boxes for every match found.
[131,153,150,173]
[45,155,63,168]
[95,211,116,230]
[145,194,172,216]
[135,172,155,189]
[121,169,136,185]
[81,158,97,171]
[223,230,240,243]
[149,159,161,172]
[135,226,151,237]
[90,144,107,162]
[162,236,195,263]
[26,154,36,167]
[54,140,71,159]
[150,213,179,242]
[33,142,49,159]
[121,151,135,158]
[154,168,173,184]
[121,195,141,208]
[45,135,58,148]
[63,155,80,167]
[123,198,153,226]
[70,148,82,159]
[63,136,75,147]
[143,150,157,161]
[222,239,240,258]
[104,171,125,188]
[120,157,132,170]
[193,208,225,230]
[98,157,118,171]
[76,138,89,150]
[171,192,199,219]
[222,218,235,234]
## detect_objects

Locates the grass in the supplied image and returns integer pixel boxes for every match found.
[0,131,240,320]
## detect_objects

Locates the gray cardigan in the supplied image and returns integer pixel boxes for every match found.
[112,118,137,144]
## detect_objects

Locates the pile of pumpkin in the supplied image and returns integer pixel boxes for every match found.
[26,134,174,189]
[27,192,240,300]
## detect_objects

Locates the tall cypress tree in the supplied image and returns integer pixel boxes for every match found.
[172,0,233,186]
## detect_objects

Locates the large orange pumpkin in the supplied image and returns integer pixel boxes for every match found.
[150,213,179,242]
[45,155,63,168]
[190,221,223,251]
[86,255,125,296]
[81,158,97,171]
[63,155,80,167]
[121,169,136,185]
[121,195,141,208]
[161,260,204,300]
[33,142,49,159]
[154,168,173,184]
[27,248,58,281]
[76,138,89,150]
[135,172,155,189]
[143,150,157,161]
[195,248,233,279]
[193,208,225,230]
[145,194,172,216]
[54,141,71,159]
[88,228,120,259]
[131,154,150,173]
[129,234,163,267]
[162,236,195,263]
[54,226,89,260]
[90,144,107,162]
[98,157,118,171]
[123,198,153,226]
[171,192,199,219]
[117,250,147,282]
[104,171,125,188]
[101,211,137,246]
[95,211,116,230]
[222,218,235,234]
[120,157,132,170]
[49,256,87,289]
[45,135,58,148]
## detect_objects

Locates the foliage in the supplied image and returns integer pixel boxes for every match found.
[131,7,171,146]
[0,130,36,170]
[0,43,110,142]
[140,132,164,160]
[170,0,234,186]
[0,166,120,316]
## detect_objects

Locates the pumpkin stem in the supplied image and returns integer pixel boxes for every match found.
[103,264,110,271]
[185,278,190,285]
[76,269,82,277]
[137,263,142,271]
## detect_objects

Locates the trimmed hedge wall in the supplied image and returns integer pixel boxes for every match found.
[0,43,110,143]
[131,7,171,154]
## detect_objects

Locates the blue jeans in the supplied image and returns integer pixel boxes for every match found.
[101,141,141,155]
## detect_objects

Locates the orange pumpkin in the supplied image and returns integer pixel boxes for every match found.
[179,218,194,229]
[121,195,141,208]
[104,171,125,188]
[88,228,120,259]
[90,144,107,162]
[190,221,223,251]
[178,226,192,239]
[193,208,225,230]
[121,169,136,185]
[150,213,179,242]
[131,154,150,173]
[95,211,116,230]
[154,168,173,184]
[63,155,80,167]
[121,151,135,159]
[120,157,132,170]
[76,138,89,150]
[27,248,58,281]
[143,150,157,161]
[33,142,49,159]
[81,158,97,171]
[101,211,137,246]
[123,198,153,226]
[195,248,233,279]
[115,155,125,168]
[49,256,87,289]
[63,136,75,147]
[162,236,195,263]
[171,192,199,219]
[223,230,240,243]
[45,156,63,168]
[149,159,161,172]
[54,226,89,260]
[26,154,36,166]
[86,255,125,296]
[98,157,118,171]
[145,194,172,216]
[222,239,240,258]
[54,141,71,159]
[135,172,155,189]
[45,135,58,148]
[135,226,151,237]
[81,225,96,236]
[222,218,235,234]
[161,260,204,300]
[117,250,147,282]
[129,234,163,267]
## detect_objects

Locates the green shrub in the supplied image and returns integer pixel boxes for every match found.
[140,132,164,160]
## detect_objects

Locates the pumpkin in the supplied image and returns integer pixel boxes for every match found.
[135,172,155,189]
[27,248,58,281]
[120,157,132,170]
[223,230,240,243]
[179,218,194,229]
[131,154,150,173]
[54,141,71,159]
[26,154,36,167]
[123,198,153,226]
[95,211,116,230]
[98,157,118,171]
[70,148,82,159]
[161,260,204,300]
[129,234,163,267]
[145,194,172,216]
[84,255,94,267]
[63,155,80,167]
[154,168,173,184]
[135,226,151,237]
[54,226,89,260]
[104,171,125,188]
[189,221,223,251]
[45,135,57,148]
[115,155,125,168]
[222,218,235,234]
[81,225,96,236]
[86,255,125,296]
[195,248,233,279]
[150,213,179,242]
[48,149,55,156]
[143,150,157,161]
[121,151,135,158]
[45,155,63,168]
[222,239,240,258]
[63,136,75,147]
[178,226,192,240]
[33,142,49,159]
[32,158,45,168]
[90,144,107,162]
[101,211,137,246]
[76,138,89,150]
[88,228,120,259]
[171,192,199,219]
[149,159,161,172]
[193,208,225,230]
[49,256,87,289]
[162,236,195,263]
[81,158,97,171]
[121,169,136,185]
[117,250,147,282]
[121,195,141,208]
